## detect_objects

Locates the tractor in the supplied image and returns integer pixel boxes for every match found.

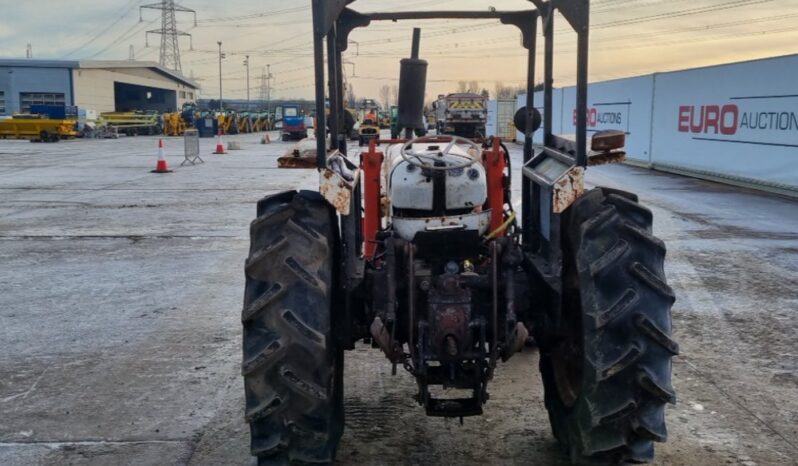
[242,1,677,465]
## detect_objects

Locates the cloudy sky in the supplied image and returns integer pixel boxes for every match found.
[1,0,796,102]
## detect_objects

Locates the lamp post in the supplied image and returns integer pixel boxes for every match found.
[217,41,225,110]
[266,64,273,115]
[244,55,250,111]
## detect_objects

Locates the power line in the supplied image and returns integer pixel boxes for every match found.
[342,1,793,59]
[187,0,790,99]
[196,6,308,24]
[592,0,776,29]
[88,18,157,59]
[64,1,143,57]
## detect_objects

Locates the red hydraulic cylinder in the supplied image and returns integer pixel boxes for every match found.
[361,145,384,260]
[483,137,506,234]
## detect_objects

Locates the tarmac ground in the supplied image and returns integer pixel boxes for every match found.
[0,132,796,465]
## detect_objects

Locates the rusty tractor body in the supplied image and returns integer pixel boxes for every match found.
[241,1,677,465]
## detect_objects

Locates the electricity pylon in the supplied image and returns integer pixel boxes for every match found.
[140,0,196,72]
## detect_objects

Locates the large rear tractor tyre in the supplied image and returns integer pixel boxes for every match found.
[242,190,343,465]
[541,187,678,465]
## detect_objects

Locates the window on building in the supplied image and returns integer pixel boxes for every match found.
[0,91,5,114]
[19,92,65,113]
[188,92,194,100]
[180,91,187,99]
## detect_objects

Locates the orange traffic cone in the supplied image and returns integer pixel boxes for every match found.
[214,133,226,154]
[151,139,173,173]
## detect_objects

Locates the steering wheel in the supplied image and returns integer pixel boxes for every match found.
[400,135,481,171]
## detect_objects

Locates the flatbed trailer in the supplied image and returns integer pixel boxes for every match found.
[99,112,161,136]
[0,117,78,142]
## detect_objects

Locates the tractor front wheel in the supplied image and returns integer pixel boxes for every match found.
[541,187,678,464]
[242,190,344,465]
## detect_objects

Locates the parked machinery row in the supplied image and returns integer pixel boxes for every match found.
[0,102,281,142]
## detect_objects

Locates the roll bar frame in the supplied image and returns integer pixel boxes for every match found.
[310,0,589,170]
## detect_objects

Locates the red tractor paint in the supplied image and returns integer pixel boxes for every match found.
[361,143,384,260]
[483,137,507,234]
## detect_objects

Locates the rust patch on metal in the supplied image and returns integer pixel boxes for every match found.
[318,155,360,215]
[590,130,626,152]
[552,166,585,213]
[319,170,352,214]
[588,150,626,166]
[277,155,317,168]
[278,138,318,169]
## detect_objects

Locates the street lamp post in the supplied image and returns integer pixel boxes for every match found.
[217,41,225,111]
[244,55,250,111]
[266,64,273,115]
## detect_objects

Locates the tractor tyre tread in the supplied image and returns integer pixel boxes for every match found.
[243,190,343,465]
[541,187,676,465]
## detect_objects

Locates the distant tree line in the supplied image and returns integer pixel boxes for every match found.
[450,81,546,99]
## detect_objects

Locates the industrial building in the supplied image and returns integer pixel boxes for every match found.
[0,59,199,115]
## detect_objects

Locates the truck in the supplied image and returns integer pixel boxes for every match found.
[434,92,488,138]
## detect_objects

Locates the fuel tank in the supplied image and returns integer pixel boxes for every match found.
[385,142,491,241]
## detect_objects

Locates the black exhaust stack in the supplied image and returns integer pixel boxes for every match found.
[398,28,427,139]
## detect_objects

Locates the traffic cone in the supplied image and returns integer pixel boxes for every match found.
[151,139,172,173]
[214,134,226,154]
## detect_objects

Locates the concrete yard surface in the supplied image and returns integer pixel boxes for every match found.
[0,133,796,465]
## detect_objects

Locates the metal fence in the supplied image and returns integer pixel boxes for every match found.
[182,129,203,166]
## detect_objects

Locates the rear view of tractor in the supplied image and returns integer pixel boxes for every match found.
[241,1,677,465]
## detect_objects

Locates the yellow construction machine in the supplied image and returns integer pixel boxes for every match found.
[0,115,78,142]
